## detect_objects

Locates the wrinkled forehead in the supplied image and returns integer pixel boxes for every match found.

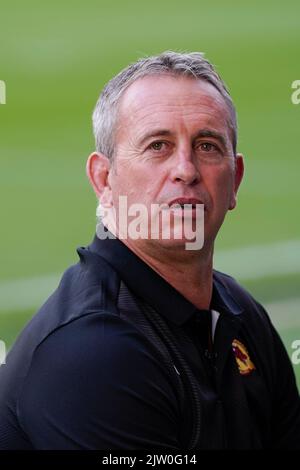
[116,74,233,139]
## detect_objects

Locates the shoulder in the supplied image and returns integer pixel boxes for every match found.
[31,311,166,369]
[212,269,280,361]
[0,251,123,411]
[6,248,121,370]
[213,268,271,323]
[17,311,180,449]
[20,311,176,398]
[213,269,293,381]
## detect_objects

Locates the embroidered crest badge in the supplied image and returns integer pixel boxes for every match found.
[232,339,256,375]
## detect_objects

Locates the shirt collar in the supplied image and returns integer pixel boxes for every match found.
[87,230,244,326]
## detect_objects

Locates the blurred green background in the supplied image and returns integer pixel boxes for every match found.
[0,0,299,390]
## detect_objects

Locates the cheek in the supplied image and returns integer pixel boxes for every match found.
[127,165,165,198]
[206,167,234,206]
[112,172,154,207]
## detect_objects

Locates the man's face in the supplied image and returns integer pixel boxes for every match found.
[100,75,243,252]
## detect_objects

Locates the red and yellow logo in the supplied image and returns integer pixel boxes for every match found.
[232,339,256,376]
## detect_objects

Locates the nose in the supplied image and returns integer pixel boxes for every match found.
[169,151,200,186]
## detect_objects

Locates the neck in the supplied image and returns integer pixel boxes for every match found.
[121,238,214,311]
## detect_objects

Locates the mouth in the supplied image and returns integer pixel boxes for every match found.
[167,197,206,211]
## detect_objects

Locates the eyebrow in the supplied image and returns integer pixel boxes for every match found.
[138,129,172,147]
[138,128,228,150]
[192,129,228,149]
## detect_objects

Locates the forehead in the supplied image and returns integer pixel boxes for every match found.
[117,74,231,135]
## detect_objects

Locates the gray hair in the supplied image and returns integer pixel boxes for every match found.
[92,51,237,160]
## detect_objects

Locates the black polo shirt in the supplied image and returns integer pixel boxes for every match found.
[0,233,299,449]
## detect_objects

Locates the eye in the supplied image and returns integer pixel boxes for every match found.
[149,141,166,151]
[198,142,218,152]
[195,141,224,162]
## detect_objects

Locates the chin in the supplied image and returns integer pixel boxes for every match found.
[153,236,204,252]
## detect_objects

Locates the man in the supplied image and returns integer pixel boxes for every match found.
[0,51,299,450]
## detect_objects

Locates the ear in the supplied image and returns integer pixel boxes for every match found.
[86,152,113,205]
[229,153,244,210]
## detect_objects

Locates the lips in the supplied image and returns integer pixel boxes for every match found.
[167,197,205,210]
